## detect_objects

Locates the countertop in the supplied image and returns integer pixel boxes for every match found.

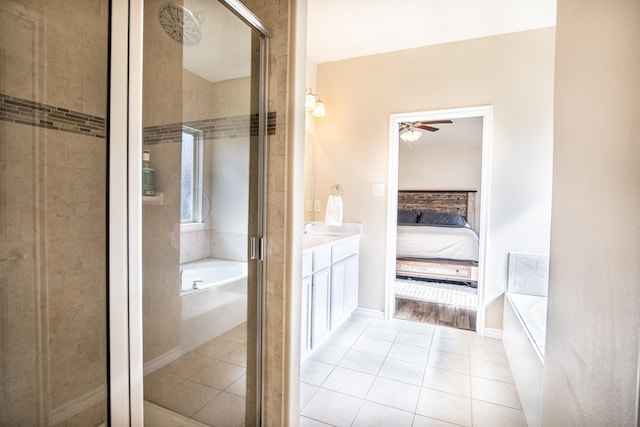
[302,222,362,251]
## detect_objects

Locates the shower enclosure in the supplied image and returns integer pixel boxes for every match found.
[139,1,268,425]
[1,0,269,425]
[0,1,110,425]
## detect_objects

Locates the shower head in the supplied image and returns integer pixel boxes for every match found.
[157,3,204,46]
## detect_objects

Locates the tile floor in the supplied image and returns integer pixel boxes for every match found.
[143,315,525,427]
[300,315,527,427]
[144,323,247,427]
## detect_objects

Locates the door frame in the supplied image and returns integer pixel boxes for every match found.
[108,0,141,424]
[384,105,493,335]
[108,0,271,424]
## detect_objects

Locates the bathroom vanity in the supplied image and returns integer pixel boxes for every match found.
[301,224,361,361]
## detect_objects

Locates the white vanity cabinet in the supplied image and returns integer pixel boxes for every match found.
[302,235,360,360]
[311,245,332,349]
[330,237,359,330]
[301,253,312,360]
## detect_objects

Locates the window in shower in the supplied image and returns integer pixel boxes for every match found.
[180,127,203,224]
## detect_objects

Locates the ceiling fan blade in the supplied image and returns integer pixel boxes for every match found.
[416,125,439,132]
[418,120,453,125]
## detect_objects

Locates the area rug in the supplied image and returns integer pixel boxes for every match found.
[395,279,478,309]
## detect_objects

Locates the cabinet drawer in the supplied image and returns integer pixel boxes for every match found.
[332,237,359,263]
[313,246,331,271]
[302,252,312,277]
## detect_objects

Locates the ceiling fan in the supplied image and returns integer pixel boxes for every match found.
[399,120,453,145]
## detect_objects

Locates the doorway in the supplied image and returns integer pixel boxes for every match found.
[394,116,482,330]
[385,106,493,334]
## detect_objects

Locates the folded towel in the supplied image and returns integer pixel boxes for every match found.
[325,194,344,226]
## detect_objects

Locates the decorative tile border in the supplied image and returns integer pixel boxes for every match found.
[143,112,276,145]
[0,93,106,138]
[0,93,277,143]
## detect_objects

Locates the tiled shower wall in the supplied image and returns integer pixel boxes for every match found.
[239,0,293,424]
[140,0,184,365]
[142,1,295,422]
[508,252,549,296]
[0,1,108,426]
[141,140,182,362]
[140,0,266,362]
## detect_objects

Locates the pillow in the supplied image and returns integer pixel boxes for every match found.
[418,211,469,227]
[397,210,419,224]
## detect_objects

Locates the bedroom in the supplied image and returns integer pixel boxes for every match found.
[394,116,483,330]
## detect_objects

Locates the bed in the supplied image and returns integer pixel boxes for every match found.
[396,190,479,287]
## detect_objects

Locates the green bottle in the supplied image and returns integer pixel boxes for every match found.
[142,149,155,196]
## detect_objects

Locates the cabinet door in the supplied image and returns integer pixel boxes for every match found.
[311,268,331,348]
[330,261,346,330]
[344,255,359,313]
[301,275,312,360]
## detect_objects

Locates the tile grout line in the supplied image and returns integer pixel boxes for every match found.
[300,316,525,426]
[413,324,437,416]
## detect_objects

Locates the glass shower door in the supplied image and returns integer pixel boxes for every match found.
[138,1,268,425]
[0,1,109,425]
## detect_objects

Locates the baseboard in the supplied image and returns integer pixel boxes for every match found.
[353,307,385,319]
[143,347,182,376]
[49,385,106,426]
[483,327,503,340]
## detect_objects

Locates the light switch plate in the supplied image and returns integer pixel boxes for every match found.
[371,182,385,196]
[306,200,313,212]
[314,200,321,212]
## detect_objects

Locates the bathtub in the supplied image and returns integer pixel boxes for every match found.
[503,293,547,426]
[180,258,247,295]
[179,258,248,353]
[507,293,547,358]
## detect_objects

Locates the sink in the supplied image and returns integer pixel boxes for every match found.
[303,233,344,249]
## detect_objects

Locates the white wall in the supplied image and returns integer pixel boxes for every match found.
[305,57,318,134]
[399,146,482,190]
[314,28,556,328]
[398,146,482,228]
[207,138,249,232]
[304,57,319,221]
[205,137,250,261]
[542,0,640,424]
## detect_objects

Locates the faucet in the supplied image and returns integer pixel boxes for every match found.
[303,222,314,234]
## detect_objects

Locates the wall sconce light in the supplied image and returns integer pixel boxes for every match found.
[306,88,326,117]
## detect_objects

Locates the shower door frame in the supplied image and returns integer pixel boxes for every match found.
[108,0,271,424]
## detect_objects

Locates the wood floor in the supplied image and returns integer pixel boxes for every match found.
[394,297,477,331]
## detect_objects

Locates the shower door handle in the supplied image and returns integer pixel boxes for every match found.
[250,236,263,261]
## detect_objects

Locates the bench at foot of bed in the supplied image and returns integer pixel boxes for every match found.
[396,257,478,285]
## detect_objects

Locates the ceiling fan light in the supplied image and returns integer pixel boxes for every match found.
[312,100,326,117]
[400,130,421,142]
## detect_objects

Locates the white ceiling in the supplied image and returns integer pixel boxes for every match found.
[177,0,556,82]
[181,0,252,83]
[307,0,557,64]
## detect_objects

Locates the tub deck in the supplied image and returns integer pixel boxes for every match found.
[507,293,547,357]
[180,258,247,295]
